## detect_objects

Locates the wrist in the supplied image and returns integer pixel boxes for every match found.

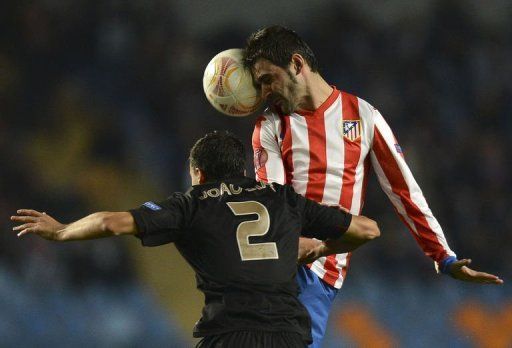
[55,224,68,241]
[439,256,457,275]
[316,242,329,258]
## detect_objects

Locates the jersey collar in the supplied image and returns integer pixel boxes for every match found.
[296,86,340,118]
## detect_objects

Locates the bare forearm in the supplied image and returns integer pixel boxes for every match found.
[58,212,115,241]
[298,216,380,263]
[12,209,136,241]
[321,216,380,255]
[298,233,372,264]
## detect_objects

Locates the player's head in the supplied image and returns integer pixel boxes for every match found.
[244,25,319,73]
[244,26,319,114]
[189,131,246,185]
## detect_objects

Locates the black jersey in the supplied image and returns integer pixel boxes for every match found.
[130,177,352,342]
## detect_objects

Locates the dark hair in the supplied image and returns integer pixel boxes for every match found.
[189,131,245,182]
[244,25,319,72]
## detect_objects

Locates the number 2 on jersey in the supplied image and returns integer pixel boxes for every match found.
[227,201,279,261]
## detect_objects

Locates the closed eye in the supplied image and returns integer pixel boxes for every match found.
[256,73,272,87]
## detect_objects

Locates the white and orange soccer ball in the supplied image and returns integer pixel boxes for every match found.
[203,48,262,117]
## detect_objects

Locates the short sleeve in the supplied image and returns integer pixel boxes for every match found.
[286,186,352,240]
[129,193,191,247]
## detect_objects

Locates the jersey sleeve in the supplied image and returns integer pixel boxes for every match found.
[252,114,286,184]
[369,107,456,264]
[129,193,191,247]
[287,185,352,240]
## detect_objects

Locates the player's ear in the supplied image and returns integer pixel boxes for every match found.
[291,54,304,75]
[198,169,207,184]
[190,166,206,185]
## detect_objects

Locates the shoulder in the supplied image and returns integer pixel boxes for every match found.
[339,90,381,126]
[166,191,190,202]
[163,192,195,210]
[253,108,282,144]
[255,108,281,126]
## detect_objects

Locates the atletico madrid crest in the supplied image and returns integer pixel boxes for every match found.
[343,120,361,141]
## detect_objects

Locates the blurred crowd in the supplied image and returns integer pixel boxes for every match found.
[0,0,510,345]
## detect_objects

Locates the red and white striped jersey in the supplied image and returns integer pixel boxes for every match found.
[252,87,456,289]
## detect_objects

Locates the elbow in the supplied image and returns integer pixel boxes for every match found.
[100,212,134,236]
[99,213,120,235]
[362,217,380,241]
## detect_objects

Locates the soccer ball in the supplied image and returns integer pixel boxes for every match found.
[203,48,262,117]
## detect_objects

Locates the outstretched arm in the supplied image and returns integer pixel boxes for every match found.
[298,215,379,264]
[11,209,136,241]
[369,108,503,285]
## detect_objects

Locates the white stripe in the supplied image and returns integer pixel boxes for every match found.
[309,256,328,279]
[371,153,419,234]
[333,253,349,288]
[264,117,285,183]
[350,160,366,214]
[322,96,344,205]
[256,114,286,184]
[350,99,372,214]
[289,115,310,196]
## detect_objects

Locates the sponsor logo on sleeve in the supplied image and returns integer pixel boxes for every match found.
[254,148,268,171]
[143,201,162,211]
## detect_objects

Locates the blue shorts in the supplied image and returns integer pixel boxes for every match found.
[297,265,339,348]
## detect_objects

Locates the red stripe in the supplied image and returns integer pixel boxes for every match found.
[304,115,327,202]
[373,127,448,262]
[252,116,268,182]
[321,255,340,285]
[339,92,362,210]
[280,115,294,185]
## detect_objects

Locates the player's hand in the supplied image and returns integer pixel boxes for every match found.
[11,209,66,240]
[298,237,324,264]
[449,259,504,285]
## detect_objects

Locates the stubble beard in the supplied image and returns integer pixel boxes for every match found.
[279,70,299,114]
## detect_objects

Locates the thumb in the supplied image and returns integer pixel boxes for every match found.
[458,259,472,267]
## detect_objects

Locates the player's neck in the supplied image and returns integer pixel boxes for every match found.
[298,74,333,112]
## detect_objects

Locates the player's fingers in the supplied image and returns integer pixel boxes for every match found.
[11,215,38,223]
[17,227,35,237]
[476,275,503,284]
[456,259,472,267]
[15,209,44,217]
[13,223,35,231]
[484,277,504,284]
[462,268,503,284]
[474,272,502,283]
[337,206,350,213]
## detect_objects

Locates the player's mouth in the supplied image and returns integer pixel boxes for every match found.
[267,94,279,104]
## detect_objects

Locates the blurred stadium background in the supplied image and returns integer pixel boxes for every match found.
[1,0,511,346]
